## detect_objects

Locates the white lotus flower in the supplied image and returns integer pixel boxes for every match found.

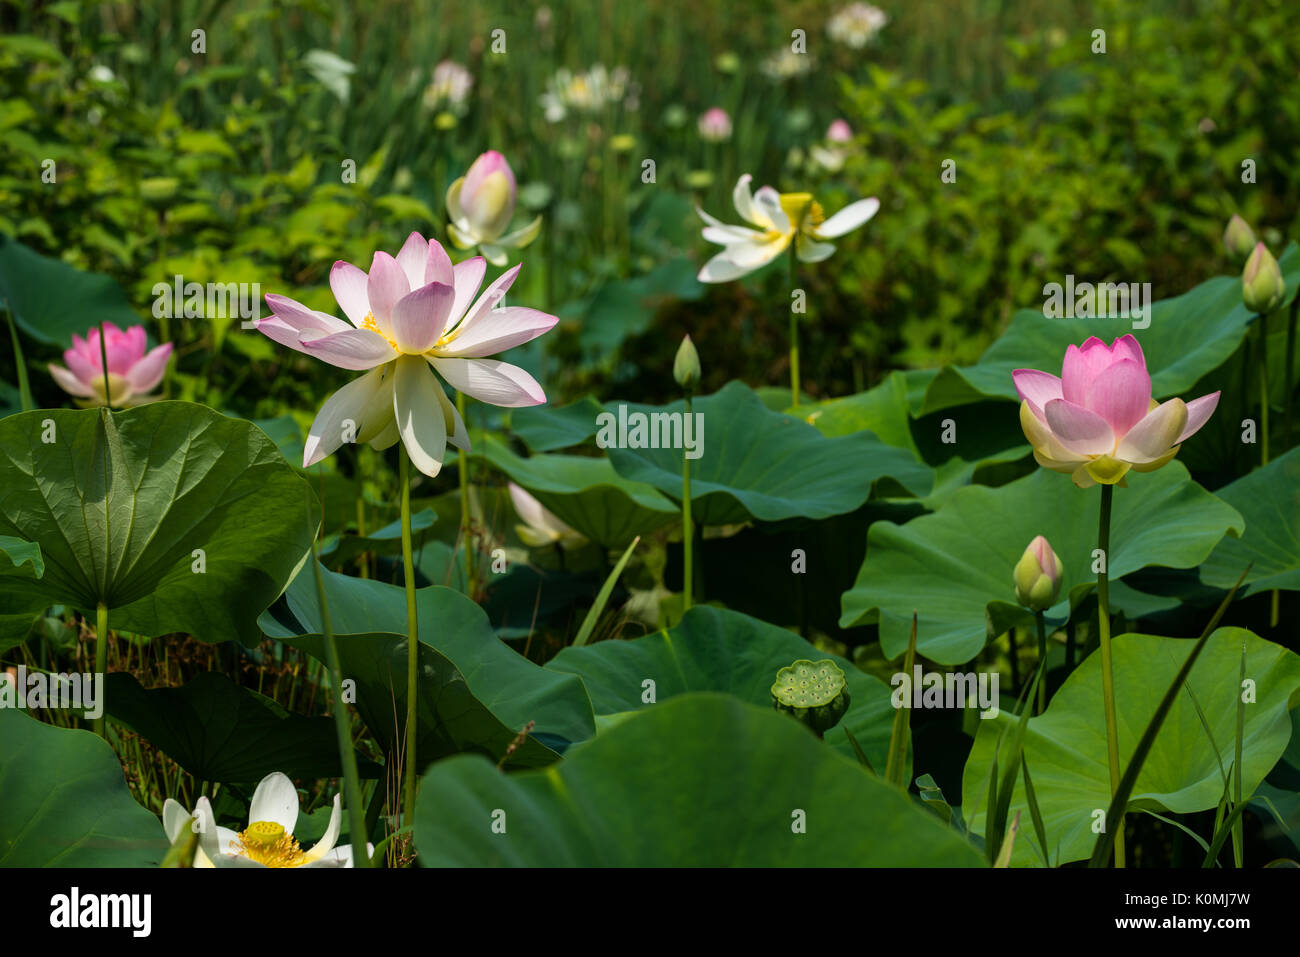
[256,231,557,477]
[162,772,364,868]
[509,482,587,548]
[696,174,880,282]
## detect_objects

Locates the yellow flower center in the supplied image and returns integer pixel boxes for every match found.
[236,821,307,868]
[360,312,399,351]
[778,193,825,231]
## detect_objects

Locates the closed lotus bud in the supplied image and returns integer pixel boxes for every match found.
[1242,242,1285,314]
[673,334,700,391]
[456,150,516,241]
[1013,535,1064,611]
[1222,214,1256,264]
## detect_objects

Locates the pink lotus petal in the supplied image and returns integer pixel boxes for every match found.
[448,257,486,328]
[299,328,398,370]
[425,240,454,288]
[1044,398,1116,456]
[435,306,559,358]
[451,263,521,337]
[395,232,432,291]
[390,282,456,355]
[127,343,172,394]
[304,367,388,468]
[49,363,96,398]
[330,261,371,327]
[1116,399,1188,464]
[263,294,352,336]
[1061,337,1115,404]
[1111,334,1145,367]
[366,252,409,329]
[394,356,449,478]
[63,345,99,384]
[1177,392,1220,444]
[1085,357,1150,437]
[429,356,545,407]
[1012,369,1064,421]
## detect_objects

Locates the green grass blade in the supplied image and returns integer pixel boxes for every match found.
[572,536,640,647]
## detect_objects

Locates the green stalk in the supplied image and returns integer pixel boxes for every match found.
[4,309,33,411]
[98,321,113,410]
[1035,610,1047,715]
[94,602,108,737]
[1096,483,1124,867]
[788,248,800,408]
[1284,295,1297,451]
[682,393,693,611]
[456,391,477,600]
[398,448,420,832]
[309,549,370,867]
[1258,314,1270,466]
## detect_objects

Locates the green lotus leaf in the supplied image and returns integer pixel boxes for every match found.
[1201,446,1300,593]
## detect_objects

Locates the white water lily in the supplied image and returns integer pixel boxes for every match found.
[256,231,557,477]
[509,482,587,548]
[162,773,363,868]
[696,174,880,282]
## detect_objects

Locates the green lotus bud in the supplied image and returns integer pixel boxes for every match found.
[771,659,850,737]
[1013,535,1064,612]
[673,334,701,392]
[1222,214,1256,264]
[1242,242,1285,315]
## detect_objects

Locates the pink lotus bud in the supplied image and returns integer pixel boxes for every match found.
[458,150,517,241]
[48,322,172,407]
[697,107,732,143]
[1242,241,1285,315]
[1222,213,1256,264]
[1014,535,1064,611]
[826,119,853,142]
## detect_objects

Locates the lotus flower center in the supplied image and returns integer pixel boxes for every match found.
[778,193,825,230]
[237,821,306,868]
[360,312,399,351]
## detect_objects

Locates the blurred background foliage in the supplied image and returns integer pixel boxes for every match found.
[2,0,1297,409]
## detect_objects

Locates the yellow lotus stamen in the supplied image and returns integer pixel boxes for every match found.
[360,312,399,351]
[236,821,307,868]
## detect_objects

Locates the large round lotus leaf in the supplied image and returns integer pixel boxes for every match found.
[509,397,603,452]
[415,693,985,867]
[103,671,381,783]
[1201,446,1300,593]
[0,403,317,643]
[259,560,595,768]
[479,435,677,548]
[605,380,934,526]
[961,628,1300,866]
[547,606,897,769]
[0,708,166,866]
[840,461,1244,664]
[914,242,1300,416]
[0,234,148,347]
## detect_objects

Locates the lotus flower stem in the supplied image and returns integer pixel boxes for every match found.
[1095,483,1125,867]
[94,601,108,737]
[97,321,112,411]
[398,447,420,832]
[1257,314,1270,466]
[788,247,801,408]
[457,391,477,600]
[1285,296,1298,451]
[309,545,371,867]
[682,394,694,611]
[1035,611,1048,715]
[4,309,33,411]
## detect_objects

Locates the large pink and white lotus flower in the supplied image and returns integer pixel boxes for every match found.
[49,322,172,407]
[256,232,556,477]
[1013,334,1220,488]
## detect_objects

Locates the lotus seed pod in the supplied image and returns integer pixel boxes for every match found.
[771,659,851,737]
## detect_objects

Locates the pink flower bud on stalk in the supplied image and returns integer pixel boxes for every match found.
[1241,241,1285,315]
[48,322,172,407]
[1222,214,1256,264]
[826,119,853,142]
[446,151,542,266]
[697,107,732,142]
[1014,535,1064,611]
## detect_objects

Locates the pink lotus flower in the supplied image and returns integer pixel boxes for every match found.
[826,119,853,143]
[256,231,557,477]
[49,322,172,407]
[697,107,732,142]
[1013,335,1220,488]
